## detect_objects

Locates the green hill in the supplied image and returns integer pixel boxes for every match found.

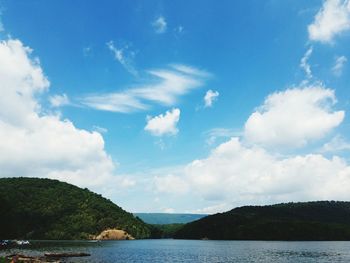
[0,177,151,240]
[134,213,207,224]
[174,201,350,240]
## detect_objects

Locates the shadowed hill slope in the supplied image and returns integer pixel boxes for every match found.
[174,201,350,240]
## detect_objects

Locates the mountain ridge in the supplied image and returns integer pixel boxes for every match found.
[174,201,350,240]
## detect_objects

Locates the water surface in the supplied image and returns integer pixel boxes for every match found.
[1,240,350,262]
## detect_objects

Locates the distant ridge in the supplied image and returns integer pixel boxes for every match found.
[135,213,207,224]
[174,201,350,240]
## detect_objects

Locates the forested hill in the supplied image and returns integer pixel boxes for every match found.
[0,177,151,240]
[174,201,350,240]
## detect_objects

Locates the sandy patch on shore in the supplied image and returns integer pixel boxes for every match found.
[93,229,135,240]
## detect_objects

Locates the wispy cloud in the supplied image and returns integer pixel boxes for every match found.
[80,64,209,113]
[300,47,313,79]
[152,16,167,34]
[175,25,184,34]
[332,55,347,76]
[107,41,138,76]
[81,92,148,113]
[308,0,350,43]
[49,93,70,107]
[320,135,350,153]
[204,128,241,145]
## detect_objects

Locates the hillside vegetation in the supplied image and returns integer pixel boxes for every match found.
[0,177,151,239]
[174,201,350,240]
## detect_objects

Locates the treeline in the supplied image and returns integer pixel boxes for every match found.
[0,178,150,239]
[174,201,350,240]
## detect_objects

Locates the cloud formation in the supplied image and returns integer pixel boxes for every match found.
[107,41,137,76]
[244,86,344,148]
[300,47,313,79]
[204,89,219,108]
[152,85,349,212]
[308,0,350,43]
[152,16,167,34]
[332,55,347,76]
[49,93,70,107]
[145,108,180,136]
[320,135,350,153]
[0,39,130,194]
[81,65,209,113]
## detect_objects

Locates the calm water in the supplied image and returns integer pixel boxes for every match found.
[1,240,350,262]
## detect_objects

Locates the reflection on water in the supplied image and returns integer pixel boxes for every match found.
[1,240,350,263]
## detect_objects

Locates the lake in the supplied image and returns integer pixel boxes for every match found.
[1,240,350,262]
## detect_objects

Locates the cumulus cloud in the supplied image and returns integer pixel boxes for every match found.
[308,0,350,43]
[0,39,130,194]
[332,55,347,76]
[154,137,350,210]
[186,138,350,203]
[107,41,137,76]
[49,93,70,107]
[144,108,180,136]
[204,90,219,108]
[152,16,167,34]
[81,65,209,113]
[154,174,189,194]
[244,86,344,148]
[151,85,349,213]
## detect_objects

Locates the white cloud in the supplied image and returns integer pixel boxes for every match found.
[150,84,349,213]
[49,93,70,107]
[154,174,189,194]
[308,0,350,43]
[191,203,232,214]
[320,135,350,152]
[81,65,208,113]
[204,89,219,108]
[300,47,313,79]
[154,137,350,210]
[82,92,148,113]
[145,108,180,136]
[0,39,131,194]
[152,16,167,34]
[332,55,347,76]
[107,41,137,76]
[186,138,350,203]
[244,86,344,148]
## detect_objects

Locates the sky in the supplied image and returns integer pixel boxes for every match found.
[0,0,350,214]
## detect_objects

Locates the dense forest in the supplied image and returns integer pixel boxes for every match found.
[174,201,350,240]
[0,178,151,239]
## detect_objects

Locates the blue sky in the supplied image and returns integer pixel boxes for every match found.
[1,0,350,213]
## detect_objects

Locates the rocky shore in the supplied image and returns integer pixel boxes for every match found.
[3,252,90,263]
